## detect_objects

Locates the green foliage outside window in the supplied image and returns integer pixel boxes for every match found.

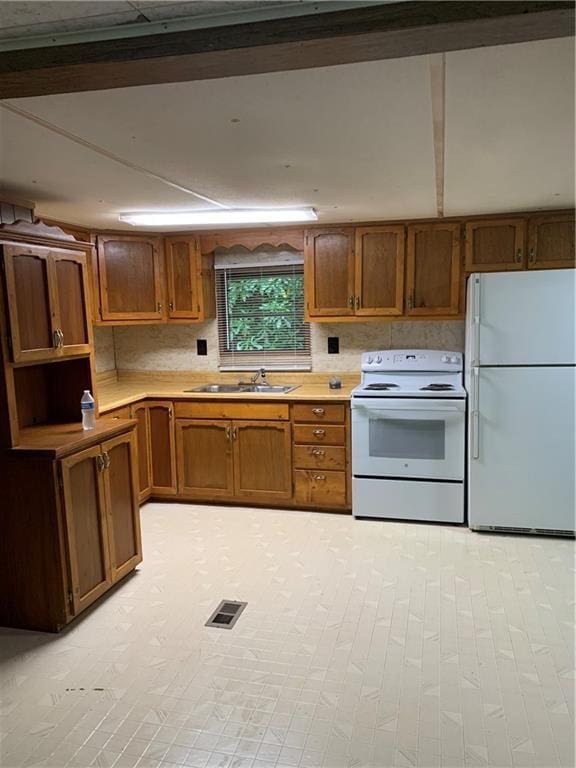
[223,273,307,352]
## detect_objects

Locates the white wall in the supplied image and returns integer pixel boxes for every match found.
[94,319,464,373]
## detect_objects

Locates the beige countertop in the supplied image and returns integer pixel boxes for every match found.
[97,371,359,412]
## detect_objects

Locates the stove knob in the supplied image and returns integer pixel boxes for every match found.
[376,356,382,364]
[367,356,374,364]
[450,355,459,364]
[441,355,450,363]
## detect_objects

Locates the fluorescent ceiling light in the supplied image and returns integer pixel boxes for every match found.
[118,208,318,226]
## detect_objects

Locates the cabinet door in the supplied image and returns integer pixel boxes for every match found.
[52,251,92,356]
[355,226,405,316]
[176,419,234,497]
[528,214,575,269]
[148,401,177,495]
[305,229,355,318]
[2,245,59,362]
[232,420,292,501]
[97,235,164,321]
[465,218,526,271]
[102,431,142,583]
[165,236,201,320]
[406,223,461,316]
[60,445,111,616]
[131,403,152,502]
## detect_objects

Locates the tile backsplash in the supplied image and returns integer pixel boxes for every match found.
[95,320,465,373]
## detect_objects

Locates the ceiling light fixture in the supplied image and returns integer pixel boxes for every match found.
[118,208,318,226]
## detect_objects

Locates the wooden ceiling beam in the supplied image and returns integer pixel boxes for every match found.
[0,2,573,98]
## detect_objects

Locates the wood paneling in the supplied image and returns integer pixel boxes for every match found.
[293,424,346,445]
[465,218,526,271]
[148,401,177,495]
[528,213,575,269]
[60,445,111,615]
[97,235,164,320]
[200,228,304,253]
[175,401,289,421]
[406,222,461,315]
[102,431,142,582]
[294,469,347,508]
[293,403,345,423]
[232,420,292,500]
[176,419,234,497]
[355,226,405,315]
[1,3,571,98]
[305,229,355,317]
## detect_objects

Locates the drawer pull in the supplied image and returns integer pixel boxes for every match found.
[312,408,325,416]
[312,474,326,481]
[312,429,326,436]
[311,448,325,456]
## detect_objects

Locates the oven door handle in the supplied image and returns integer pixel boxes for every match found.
[352,403,464,413]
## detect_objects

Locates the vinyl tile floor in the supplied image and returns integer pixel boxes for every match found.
[0,503,574,768]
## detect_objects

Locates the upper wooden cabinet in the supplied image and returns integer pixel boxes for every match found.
[527,213,575,269]
[97,234,164,321]
[305,228,355,317]
[465,218,526,271]
[165,236,215,321]
[355,226,405,316]
[1,244,91,363]
[406,222,461,316]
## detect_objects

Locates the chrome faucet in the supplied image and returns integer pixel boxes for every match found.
[250,367,267,385]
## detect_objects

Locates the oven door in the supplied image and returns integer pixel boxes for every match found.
[352,398,465,481]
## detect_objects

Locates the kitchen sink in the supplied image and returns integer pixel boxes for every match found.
[184,383,300,394]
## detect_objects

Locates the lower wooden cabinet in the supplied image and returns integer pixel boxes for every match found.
[0,423,141,632]
[294,469,347,507]
[176,417,292,502]
[130,400,177,502]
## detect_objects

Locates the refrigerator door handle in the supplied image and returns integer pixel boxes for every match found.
[470,367,480,459]
[471,276,481,366]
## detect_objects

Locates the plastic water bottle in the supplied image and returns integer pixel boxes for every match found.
[81,390,96,430]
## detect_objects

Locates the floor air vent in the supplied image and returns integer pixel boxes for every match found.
[205,600,247,629]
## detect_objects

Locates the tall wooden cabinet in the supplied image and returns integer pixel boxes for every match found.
[305,229,355,317]
[165,236,216,321]
[130,400,177,501]
[354,226,405,316]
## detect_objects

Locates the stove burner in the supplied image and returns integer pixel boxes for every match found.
[364,383,400,391]
[420,384,455,391]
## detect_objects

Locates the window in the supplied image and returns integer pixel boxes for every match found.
[216,258,311,371]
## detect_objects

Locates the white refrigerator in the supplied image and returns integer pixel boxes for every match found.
[465,269,575,534]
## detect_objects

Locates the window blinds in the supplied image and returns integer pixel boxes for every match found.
[215,261,311,371]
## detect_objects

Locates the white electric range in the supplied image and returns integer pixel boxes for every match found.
[351,349,466,523]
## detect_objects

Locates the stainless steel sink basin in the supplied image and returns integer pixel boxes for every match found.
[184,383,299,394]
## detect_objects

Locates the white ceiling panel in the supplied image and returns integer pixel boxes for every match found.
[444,37,575,215]
[4,56,438,228]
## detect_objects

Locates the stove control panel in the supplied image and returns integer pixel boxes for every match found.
[361,349,462,372]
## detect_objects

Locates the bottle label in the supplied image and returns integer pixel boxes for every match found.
[81,402,95,410]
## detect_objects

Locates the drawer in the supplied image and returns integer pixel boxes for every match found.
[293,444,346,470]
[175,401,289,421]
[293,403,346,423]
[294,470,347,508]
[105,405,132,420]
[293,424,346,445]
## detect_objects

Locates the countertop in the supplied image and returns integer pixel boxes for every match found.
[97,371,359,413]
[12,419,137,458]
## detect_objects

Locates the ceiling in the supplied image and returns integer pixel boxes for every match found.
[0,35,574,230]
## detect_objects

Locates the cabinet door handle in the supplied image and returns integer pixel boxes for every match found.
[312,474,326,481]
[312,408,325,416]
[157,302,163,312]
[168,301,174,311]
[407,295,414,310]
[225,426,231,441]
[528,248,536,264]
[515,248,523,263]
[348,295,354,308]
[59,329,65,347]
[311,448,325,456]
[355,296,360,309]
[103,452,111,469]
[96,455,105,473]
[312,429,326,437]
[232,426,238,440]
[53,330,60,348]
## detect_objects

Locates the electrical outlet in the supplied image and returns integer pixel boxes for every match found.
[197,339,207,356]
[327,337,339,354]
